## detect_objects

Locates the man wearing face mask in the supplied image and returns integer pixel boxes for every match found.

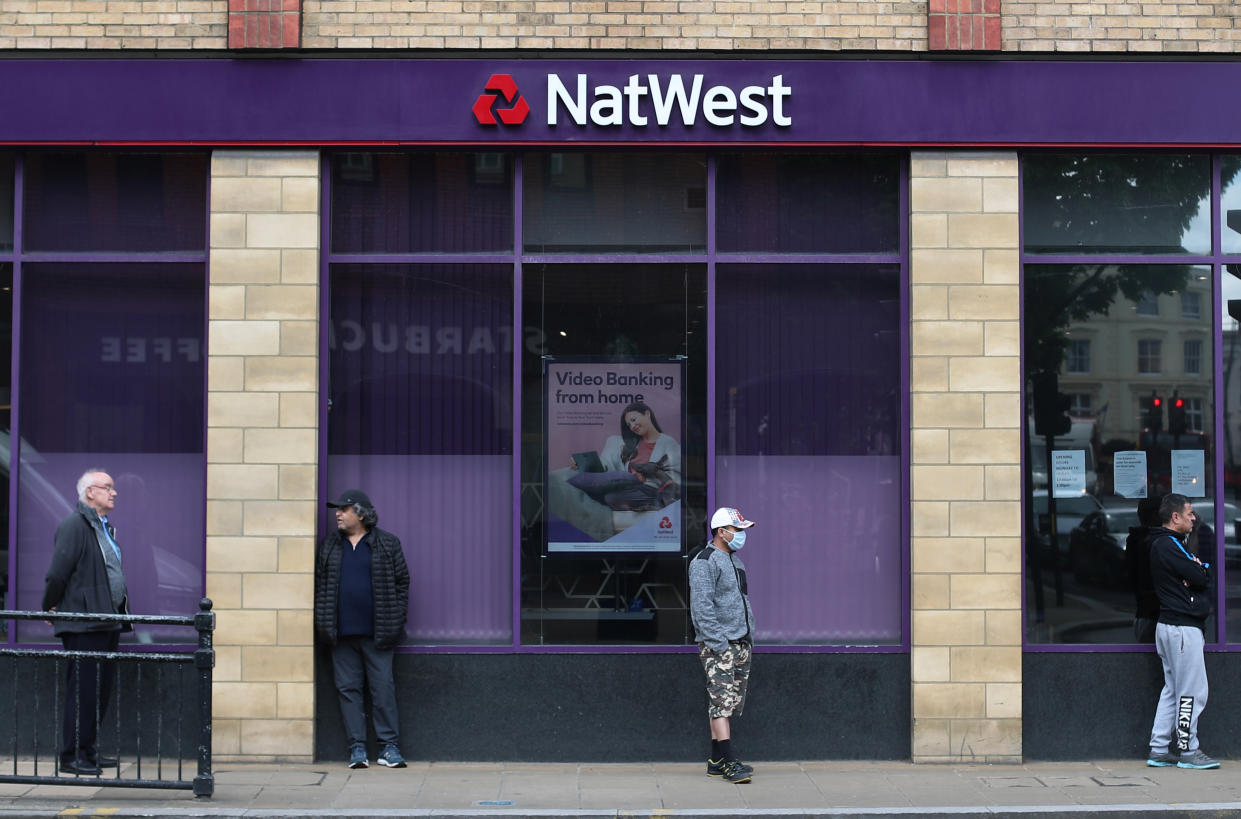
[689,507,757,784]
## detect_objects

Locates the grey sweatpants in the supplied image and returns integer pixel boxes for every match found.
[1150,623,1208,755]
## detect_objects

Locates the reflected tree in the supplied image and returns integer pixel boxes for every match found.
[1021,154,1231,630]
[1023,154,1218,377]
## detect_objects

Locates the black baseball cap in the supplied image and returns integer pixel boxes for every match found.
[326,489,373,509]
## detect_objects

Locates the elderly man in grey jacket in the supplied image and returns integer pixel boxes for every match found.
[42,469,129,776]
[689,506,757,784]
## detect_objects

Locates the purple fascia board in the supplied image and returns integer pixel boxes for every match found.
[5,60,1241,146]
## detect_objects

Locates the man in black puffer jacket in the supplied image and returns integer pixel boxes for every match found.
[315,489,410,770]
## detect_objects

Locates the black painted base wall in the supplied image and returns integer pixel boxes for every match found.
[1024,651,1241,759]
[314,650,910,763]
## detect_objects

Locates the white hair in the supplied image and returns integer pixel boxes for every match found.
[76,468,108,502]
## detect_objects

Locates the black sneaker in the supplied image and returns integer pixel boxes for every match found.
[707,757,754,776]
[706,758,751,783]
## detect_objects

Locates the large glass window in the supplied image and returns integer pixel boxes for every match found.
[1024,150,1224,646]
[331,152,513,254]
[1025,263,1213,644]
[520,263,707,645]
[1024,154,1211,256]
[22,153,207,253]
[8,152,208,644]
[715,154,900,253]
[327,263,513,645]
[522,153,706,253]
[332,150,905,650]
[717,263,902,644]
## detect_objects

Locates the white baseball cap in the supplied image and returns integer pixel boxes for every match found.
[710,507,755,530]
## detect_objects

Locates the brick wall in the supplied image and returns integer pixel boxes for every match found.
[908,151,1022,763]
[0,0,226,49]
[5,0,1241,52]
[1003,0,1241,52]
[300,1,928,50]
[207,150,320,761]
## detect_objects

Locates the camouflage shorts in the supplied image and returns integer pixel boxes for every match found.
[698,641,752,719]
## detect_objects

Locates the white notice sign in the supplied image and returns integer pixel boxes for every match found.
[1113,451,1148,499]
[1171,450,1206,497]
[1052,450,1087,498]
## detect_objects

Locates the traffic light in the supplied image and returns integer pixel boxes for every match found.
[1032,371,1072,437]
[1169,391,1187,435]
[1145,391,1163,431]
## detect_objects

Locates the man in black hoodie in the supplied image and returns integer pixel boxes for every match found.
[1145,493,1218,770]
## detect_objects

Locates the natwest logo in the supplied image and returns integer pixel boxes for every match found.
[548,73,792,128]
[473,73,530,125]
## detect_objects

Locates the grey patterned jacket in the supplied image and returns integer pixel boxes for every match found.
[689,543,754,653]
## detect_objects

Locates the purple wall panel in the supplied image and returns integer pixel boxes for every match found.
[6,60,1241,146]
[716,455,902,642]
[326,455,511,643]
[14,452,205,642]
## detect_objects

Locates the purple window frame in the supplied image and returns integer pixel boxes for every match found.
[1021,151,1241,653]
[319,149,912,655]
[1,151,211,651]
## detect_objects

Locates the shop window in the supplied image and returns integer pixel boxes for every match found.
[716,263,902,644]
[1024,154,1211,256]
[1066,339,1091,373]
[0,155,12,252]
[715,153,900,253]
[1023,262,1214,645]
[15,263,206,642]
[522,153,706,253]
[330,149,905,650]
[1220,155,1241,254]
[1185,339,1203,375]
[22,152,207,252]
[331,152,513,254]
[327,263,513,645]
[519,263,707,646]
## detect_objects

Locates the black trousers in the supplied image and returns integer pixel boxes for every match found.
[60,631,120,765]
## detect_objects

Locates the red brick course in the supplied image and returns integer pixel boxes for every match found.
[228,0,298,48]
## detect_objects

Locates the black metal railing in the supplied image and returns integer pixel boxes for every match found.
[0,598,214,797]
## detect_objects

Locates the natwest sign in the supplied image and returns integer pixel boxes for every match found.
[474,71,792,129]
[547,73,792,128]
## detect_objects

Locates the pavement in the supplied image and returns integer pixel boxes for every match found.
[3,759,1241,818]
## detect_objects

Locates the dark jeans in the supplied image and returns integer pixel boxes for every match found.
[332,636,400,747]
[60,630,120,765]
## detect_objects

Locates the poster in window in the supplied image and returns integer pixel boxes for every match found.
[545,359,683,553]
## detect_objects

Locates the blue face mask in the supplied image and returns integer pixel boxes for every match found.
[727,528,747,551]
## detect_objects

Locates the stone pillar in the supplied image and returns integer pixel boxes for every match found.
[909,151,1022,762]
[206,150,320,761]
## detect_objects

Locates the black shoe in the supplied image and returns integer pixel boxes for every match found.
[60,759,102,776]
[95,756,118,768]
[707,757,754,776]
[706,758,751,783]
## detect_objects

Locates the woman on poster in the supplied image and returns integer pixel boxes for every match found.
[549,402,682,542]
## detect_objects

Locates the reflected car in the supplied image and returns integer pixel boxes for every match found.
[1032,491,1104,565]
[1068,506,1141,588]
